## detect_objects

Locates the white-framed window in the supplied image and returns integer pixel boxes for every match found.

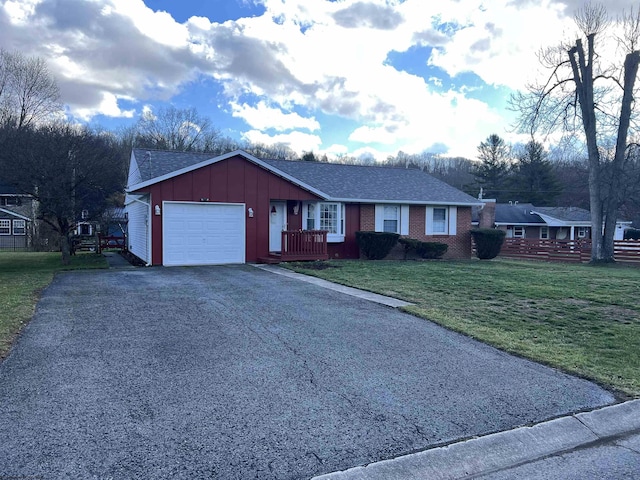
[375,204,409,235]
[0,219,10,235]
[433,208,447,233]
[12,219,25,235]
[383,205,400,233]
[577,226,588,238]
[305,203,315,230]
[302,202,345,241]
[540,226,549,240]
[513,226,525,238]
[319,203,338,233]
[0,196,21,206]
[426,206,457,236]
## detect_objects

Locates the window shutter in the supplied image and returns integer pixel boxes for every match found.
[425,207,433,235]
[374,204,384,232]
[448,207,457,235]
[400,205,409,235]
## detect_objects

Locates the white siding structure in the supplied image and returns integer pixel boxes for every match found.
[125,194,150,265]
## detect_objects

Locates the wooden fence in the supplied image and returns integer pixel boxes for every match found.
[498,238,640,264]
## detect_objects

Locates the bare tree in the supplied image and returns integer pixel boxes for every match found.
[0,122,126,264]
[511,4,640,262]
[0,49,62,128]
[135,106,222,152]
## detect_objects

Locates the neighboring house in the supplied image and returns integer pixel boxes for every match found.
[0,182,35,249]
[100,206,127,239]
[474,201,632,241]
[125,149,481,266]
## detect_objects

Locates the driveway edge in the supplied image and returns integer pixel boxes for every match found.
[312,399,640,480]
[252,264,413,308]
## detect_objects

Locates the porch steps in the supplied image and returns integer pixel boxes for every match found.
[257,254,282,264]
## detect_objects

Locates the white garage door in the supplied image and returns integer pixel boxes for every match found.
[162,202,245,266]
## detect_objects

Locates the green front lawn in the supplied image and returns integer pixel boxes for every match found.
[287,259,640,397]
[0,252,107,359]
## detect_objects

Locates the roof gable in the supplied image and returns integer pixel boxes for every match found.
[0,207,31,221]
[127,149,481,206]
[531,206,591,223]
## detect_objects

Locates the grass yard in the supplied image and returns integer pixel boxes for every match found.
[287,259,640,397]
[0,252,107,359]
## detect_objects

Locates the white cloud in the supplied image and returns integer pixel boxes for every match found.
[3,0,40,24]
[323,143,349,155]
[72,92,136,121]
[3,0,635,160]
[231,101,320,131]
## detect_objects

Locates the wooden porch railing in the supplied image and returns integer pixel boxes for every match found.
[498,238,640,264]
[281,230,328,261]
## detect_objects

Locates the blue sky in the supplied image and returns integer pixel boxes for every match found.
[0,0,635,160]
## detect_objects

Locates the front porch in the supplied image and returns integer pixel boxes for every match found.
[259,230,328,264]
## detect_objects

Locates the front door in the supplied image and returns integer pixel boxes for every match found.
[269,201,287,252]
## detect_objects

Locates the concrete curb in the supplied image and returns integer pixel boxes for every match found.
[312,399,640,480]
[252,264,413,308]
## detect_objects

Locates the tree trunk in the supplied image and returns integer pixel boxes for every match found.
[568,37,608,262]
[60,233,71,265]
[601,50,640,262]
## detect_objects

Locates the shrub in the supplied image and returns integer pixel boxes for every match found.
[417,241,448,259]
[399,238,448,259]
[623,228,640,240]
[471,228,506,260]
[398,237,420,259]
[355,231,399,260]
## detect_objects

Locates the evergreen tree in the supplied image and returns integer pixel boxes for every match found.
[510,141,560,205]
[473,134,510,201]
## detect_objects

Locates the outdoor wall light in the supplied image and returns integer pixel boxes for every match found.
[248,208,254,218]
[154,205,161,216]
[293,202,300,215]
[271,205,277,214]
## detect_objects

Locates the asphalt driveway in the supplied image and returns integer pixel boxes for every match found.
[0,265,614,479]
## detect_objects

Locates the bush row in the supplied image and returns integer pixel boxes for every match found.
[398,237,448,259]
[355,231,448,260]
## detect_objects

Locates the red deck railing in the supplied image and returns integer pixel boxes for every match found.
[280,230,328,261]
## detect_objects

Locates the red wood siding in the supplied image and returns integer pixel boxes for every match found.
[327,203,361,259]
[139,155,321,265]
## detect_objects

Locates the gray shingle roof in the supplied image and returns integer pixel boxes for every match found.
[532,206,591,222]
[493,203,544,224]
[133,148,214,183]
[261,158,479,204]
[472,203,595,224]
[129,149,480,205]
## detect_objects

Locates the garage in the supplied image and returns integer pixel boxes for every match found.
[162,202,245,266]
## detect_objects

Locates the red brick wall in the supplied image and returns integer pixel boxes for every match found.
[356,204,473,260]
[360,204,375,231]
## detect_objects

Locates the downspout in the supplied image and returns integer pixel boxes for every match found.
[126,194,153,267]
